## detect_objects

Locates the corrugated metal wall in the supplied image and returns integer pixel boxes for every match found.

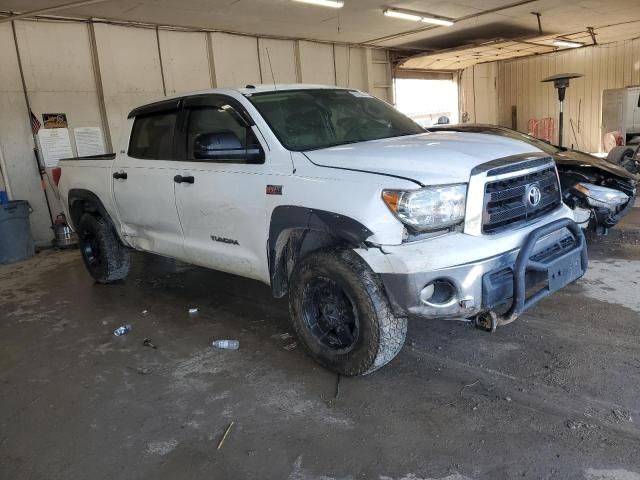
[459,63,498,125]
[461,39,640,153]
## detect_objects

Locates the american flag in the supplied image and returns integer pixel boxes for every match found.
[30,111,41,135]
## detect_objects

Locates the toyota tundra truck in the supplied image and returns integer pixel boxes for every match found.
[56,84,588,376]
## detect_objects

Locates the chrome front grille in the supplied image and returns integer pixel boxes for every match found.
[482,164,561,234]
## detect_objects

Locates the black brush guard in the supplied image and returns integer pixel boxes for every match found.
[482,218,588,327]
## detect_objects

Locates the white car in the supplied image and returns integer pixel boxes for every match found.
[56,84,588,376]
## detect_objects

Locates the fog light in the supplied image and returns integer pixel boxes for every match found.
[419,279,457,305]
[420,283,435,303]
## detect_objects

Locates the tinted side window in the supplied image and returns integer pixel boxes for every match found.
[186,106,261,161]
[128,112,177,160]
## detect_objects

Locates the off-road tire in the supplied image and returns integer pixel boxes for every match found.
[77,213,130,283]
[288,249,407,376]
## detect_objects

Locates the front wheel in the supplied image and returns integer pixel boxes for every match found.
[288,249,407,376]
[77,213,130,283]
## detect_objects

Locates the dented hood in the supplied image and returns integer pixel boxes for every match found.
[303,131,545,185]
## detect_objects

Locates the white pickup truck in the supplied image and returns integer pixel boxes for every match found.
[57,84,588,376]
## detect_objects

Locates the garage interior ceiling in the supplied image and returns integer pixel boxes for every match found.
[1,0,640,67]
[399,39,558,70]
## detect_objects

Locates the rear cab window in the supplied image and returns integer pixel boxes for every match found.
[128,112,177,160]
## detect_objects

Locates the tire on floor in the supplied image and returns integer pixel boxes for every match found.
[288,248,407,376]
[77,213,130,283]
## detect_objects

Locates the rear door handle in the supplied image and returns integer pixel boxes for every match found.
[113,171,127,180]
[174,175,195,184]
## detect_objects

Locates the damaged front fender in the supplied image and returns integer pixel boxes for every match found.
[267,206,373,297]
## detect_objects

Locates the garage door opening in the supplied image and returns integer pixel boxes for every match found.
[394,71,458,127]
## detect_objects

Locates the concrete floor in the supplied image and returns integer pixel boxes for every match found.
[2,212,640,480]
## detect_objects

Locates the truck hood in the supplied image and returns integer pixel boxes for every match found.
[303,132,545,185]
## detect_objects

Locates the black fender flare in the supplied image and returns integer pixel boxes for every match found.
[67,189,124,242]
[267,206,373,297]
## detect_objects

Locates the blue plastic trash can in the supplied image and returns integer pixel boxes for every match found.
[0,201,35,264]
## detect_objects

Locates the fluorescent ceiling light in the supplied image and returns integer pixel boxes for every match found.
[384,8,454,26]
[553,38,583,48]
[384,9,422,22]
[421,16,454,27]
[292,0,344,8]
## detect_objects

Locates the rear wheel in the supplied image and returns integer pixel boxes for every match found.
[77,213,130,283]
[288,249,407,376]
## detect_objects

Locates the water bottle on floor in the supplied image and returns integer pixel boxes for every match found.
[114,324,132,336]
[212,339,239,350]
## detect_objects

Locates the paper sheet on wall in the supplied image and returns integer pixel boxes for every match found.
[74,127,106,157]
[38,128,73,167]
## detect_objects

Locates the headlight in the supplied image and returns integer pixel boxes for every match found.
[382,184,467,231]
[573,183,629,209]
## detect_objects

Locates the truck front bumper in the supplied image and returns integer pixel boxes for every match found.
[358,216,588,321]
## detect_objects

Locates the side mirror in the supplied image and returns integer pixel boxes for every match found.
[193,131,263,163]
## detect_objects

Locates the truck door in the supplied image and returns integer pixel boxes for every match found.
[173,95,284,283]
[112,102,187,260]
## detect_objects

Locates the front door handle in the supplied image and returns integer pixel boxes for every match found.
[113,171,127,180]
[174,175,195,184]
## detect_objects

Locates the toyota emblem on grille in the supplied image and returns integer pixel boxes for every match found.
[527,184,542,207]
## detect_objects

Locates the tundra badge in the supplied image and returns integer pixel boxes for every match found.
[211,235,239,246]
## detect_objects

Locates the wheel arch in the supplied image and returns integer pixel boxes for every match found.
[268,206,373,298]
[68,189,124,243]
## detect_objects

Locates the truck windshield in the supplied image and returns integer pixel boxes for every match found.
[247,89,424,151]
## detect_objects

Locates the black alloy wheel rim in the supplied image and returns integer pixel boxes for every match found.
[302,276,359,352]
[81,229,102,268]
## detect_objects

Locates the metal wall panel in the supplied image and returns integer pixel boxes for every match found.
[13,20,105,231]
[298,41,335,86]
[459,62,498,124]
[462,39,640,153]
[0,22,55,243]
[94,23,165,152]
[158,30,211,95]
[334,45,367,92]
[210,33,262,88]
[257,38,297,84]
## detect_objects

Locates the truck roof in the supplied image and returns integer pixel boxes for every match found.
[128,83,347,118]
[237,83,342,94]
